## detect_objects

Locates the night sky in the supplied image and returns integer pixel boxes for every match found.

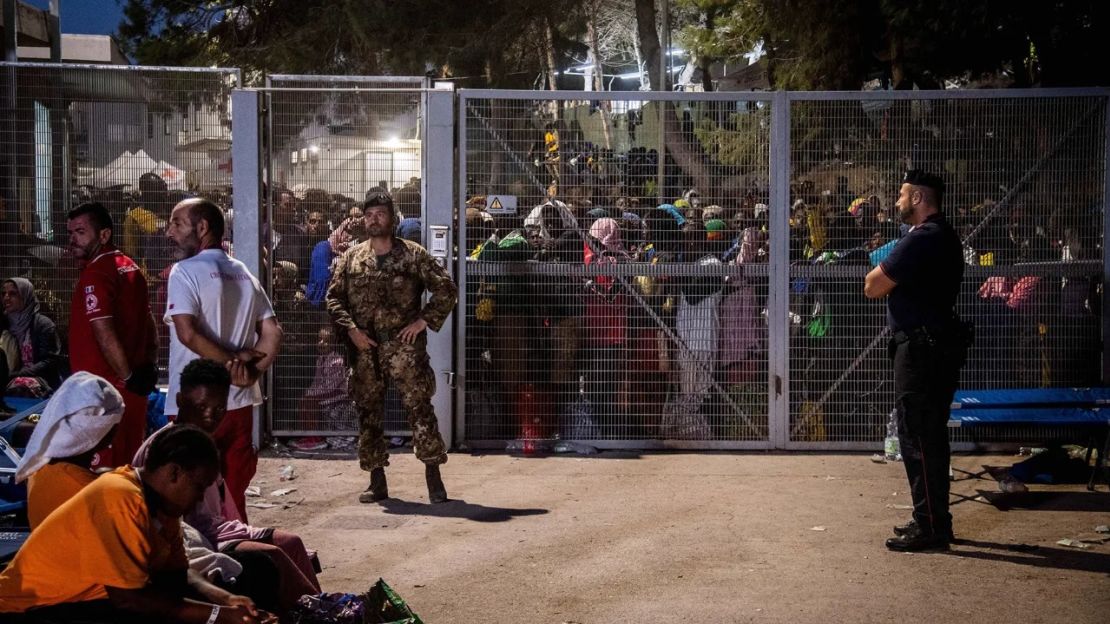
[23,0,126,37]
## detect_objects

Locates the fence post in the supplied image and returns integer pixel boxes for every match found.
[1103,94,1110,384]
[768,91,791,449]
[231,88,264,448]
[424,85,457,448]
[454,91,471,446]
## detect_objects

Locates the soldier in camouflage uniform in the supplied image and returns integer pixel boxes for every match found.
[325,191,457,503]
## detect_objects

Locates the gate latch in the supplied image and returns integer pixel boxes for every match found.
[442,370,457,389]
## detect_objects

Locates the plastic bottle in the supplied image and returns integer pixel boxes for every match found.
[279,465,296,481]
[884,410,902,461]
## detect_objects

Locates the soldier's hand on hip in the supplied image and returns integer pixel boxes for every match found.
[349,327,377,351]
[398,319,428,344]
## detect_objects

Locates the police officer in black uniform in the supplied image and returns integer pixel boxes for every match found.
[864,170,969,552]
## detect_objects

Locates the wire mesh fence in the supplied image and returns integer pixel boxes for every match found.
[458,93,775,447]
[0,62,238,388]
[261,79,427,440]
[786,93,1107,447]
[458,89,1107,449]
[3,63,1103,453]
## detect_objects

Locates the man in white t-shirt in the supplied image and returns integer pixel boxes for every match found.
[165,197,283,521]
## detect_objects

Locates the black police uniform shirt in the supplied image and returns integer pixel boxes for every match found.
[879,213,964,332]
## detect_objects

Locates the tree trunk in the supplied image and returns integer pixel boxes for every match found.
[586,3,613,149]
[634,0,661,91]
[889,34,907,89]
[634,0,723,201]
[544,17,559,90]
[700,6,716,92]
[632,32,646,90]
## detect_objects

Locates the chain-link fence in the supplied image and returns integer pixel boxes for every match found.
[260,77,429,440]
[0,62,238,386]
[457,89,1107,450]
[786,92,1107,448]
[4,64,1104,452]
[458,92,777,448]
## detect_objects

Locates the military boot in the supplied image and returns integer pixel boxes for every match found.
[426,464,448,504]
[359,467,388,503]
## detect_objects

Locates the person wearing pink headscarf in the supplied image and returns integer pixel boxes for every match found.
[580,218,632,434]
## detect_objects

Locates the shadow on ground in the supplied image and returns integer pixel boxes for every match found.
[379,498,549,522]
[973,490,1110,512]
[948,539,1110,575]
[472,450,644,460]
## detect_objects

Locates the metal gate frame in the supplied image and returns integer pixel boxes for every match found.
[455,89,786,450]
[781,88,1110,451]
[233,79,457,446]
[454,87,1110,451]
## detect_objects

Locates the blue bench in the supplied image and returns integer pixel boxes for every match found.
[0,397,48,518]
[0,398,49,566]
[948,388,1110,490]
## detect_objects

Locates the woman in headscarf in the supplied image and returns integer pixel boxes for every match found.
[16,372,123,528]
[580,218,632,435]
[2,277,63,396]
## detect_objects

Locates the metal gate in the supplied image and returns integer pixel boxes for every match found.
[456,88,1109,450]
[234,77,457,442]
[4,64,1105,451]
[456,91,781,449]
[784,90,1108,449]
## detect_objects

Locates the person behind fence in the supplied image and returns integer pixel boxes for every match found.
[0,424,278,624]
[864,169,970,552]
[66,202,160,468]
[299,326,358,431]
[165,198,284,522]
[15,372,122,529]
[2,277,63,398]
[298,205,332,282]
[134,359,321,614]
[121,172,175,277]
[325,190,457,504]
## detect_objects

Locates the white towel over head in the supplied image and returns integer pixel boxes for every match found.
[15,372,125,483]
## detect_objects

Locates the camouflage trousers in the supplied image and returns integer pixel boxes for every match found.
[349,337,448,471]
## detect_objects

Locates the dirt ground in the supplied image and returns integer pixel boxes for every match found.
[250,451,1110,624]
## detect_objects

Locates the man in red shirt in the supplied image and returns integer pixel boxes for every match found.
[67,202,160,467]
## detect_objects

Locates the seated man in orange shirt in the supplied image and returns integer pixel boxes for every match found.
[0,425,277,624]
[15,372,123,529]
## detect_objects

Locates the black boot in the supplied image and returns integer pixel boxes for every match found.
[893,519,954,541]
[426,464,448,504]
[885,525,951,552]
[359,467,388,503]
[893,519,918,537]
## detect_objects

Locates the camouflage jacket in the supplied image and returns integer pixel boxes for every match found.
[326,237,457,339]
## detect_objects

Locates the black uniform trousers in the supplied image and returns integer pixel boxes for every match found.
[889,330,967,537]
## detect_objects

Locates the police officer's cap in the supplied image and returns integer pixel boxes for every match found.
[902,169,945,196]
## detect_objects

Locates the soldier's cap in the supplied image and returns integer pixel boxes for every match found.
[902,169,945,196]
[363,188,394,210]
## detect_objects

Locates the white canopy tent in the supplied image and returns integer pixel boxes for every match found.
[76,150,187,191]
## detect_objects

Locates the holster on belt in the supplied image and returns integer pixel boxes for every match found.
[893,318,974,349]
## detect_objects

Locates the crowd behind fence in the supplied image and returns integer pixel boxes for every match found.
[260,80,427,443]
[0,63,237,396]
[458,91,1107,448]
[1,61,1105,450]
